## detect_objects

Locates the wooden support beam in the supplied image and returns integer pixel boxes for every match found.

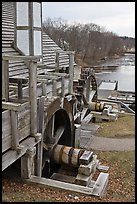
[41,80,47,96]
[37,75,59,80]
[52,79,57,96]
[86,77,90,102]
[26,175,94,195]
[74,124,81,148]
[91,172,109,197]
[2,55,40,62]
[2,137,39,171]
[52,126,65,144]
[2,60,9,101]
[17,79,23,100]
[55,51,59,72]
[68,51,75,94]
[81,113,93,124]
[61,76,65,97]
[2,101,21,111]
[29,60,37,136]
[2,101,30,112]
[36,96,45,177]
[10,110,19,151]
[21,147,36,179]
[81,107,88,121]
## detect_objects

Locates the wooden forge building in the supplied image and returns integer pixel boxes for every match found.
[2,2,109,197]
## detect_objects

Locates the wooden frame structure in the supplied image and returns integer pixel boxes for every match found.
[2,54,75,174]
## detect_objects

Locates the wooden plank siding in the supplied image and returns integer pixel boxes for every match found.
[2,103,31,153]
[2,2,76,171]
[2,2,76,80]
[42,33,77,68]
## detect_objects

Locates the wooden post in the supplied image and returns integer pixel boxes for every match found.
[18,79,23,100]
[52,79,57,96]
[42,79,47,96]
[86,77,90,102]
[36,96,45,177]
[29,60,37,136]
[55,51,59,72]
[2,60,9,101]
[75,124,81,148]
[11,110,19,150]
[61,76,65,97]
[21,147,36,179]
[68,51,75,94]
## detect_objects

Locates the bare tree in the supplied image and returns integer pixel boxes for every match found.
[43,17,133,66]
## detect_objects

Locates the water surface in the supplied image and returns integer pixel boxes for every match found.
[95,54,135,92]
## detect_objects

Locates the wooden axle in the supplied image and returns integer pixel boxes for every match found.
[50,144,94,167]
[88,102,105,112]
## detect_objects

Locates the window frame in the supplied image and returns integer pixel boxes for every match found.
[14,2,43,59]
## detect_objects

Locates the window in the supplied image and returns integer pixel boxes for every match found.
[33,2,41,27]
[17,30,29,55]
[16,2,29,26]
[15,2,42,57]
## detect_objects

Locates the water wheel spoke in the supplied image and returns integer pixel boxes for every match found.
[53,126,65,144]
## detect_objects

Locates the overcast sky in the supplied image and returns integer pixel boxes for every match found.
[42,2,135,38]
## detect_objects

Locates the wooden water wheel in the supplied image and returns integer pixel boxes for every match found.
[41,97,75,177]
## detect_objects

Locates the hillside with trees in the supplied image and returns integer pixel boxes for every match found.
[43,18,135,66]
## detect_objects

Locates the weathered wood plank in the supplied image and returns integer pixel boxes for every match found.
[81,113,93,124]
[61,76,65,97]
[2,101,30,112]
[29,61,37,136]
[2,135,11,153]
[11,110,19,149]
[18,108,30,120]
[18,124,31,141]
[74,124,81,148]
[2,110,10,124]
[18,113,30,130]
[97,165,109,172]
[78,155,98,176]
[51,173,76,184]
[2,122,11,139]
[75,173,92,186]
[36,96,45,177]
[2,59,9,100]
[81,107,88,121]
[79,151,94,165]
[2,137,39,171]
[2,101,21,111]
[68,52,75,94]
[21,147,36,179]
[2,55,41,62]
[26,176,94,195]
[91,172,109,197]
[52,79,57,96]
[2,124,31,153]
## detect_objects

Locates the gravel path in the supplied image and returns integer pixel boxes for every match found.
[89,136,135,151]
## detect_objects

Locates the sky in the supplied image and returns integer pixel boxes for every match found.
[42,2,135,38]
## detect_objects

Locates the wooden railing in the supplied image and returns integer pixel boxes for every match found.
[2,55,41,136]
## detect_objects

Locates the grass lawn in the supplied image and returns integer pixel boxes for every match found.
[95,115,135,138]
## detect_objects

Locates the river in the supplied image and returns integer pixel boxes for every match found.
[95,53,135,92]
